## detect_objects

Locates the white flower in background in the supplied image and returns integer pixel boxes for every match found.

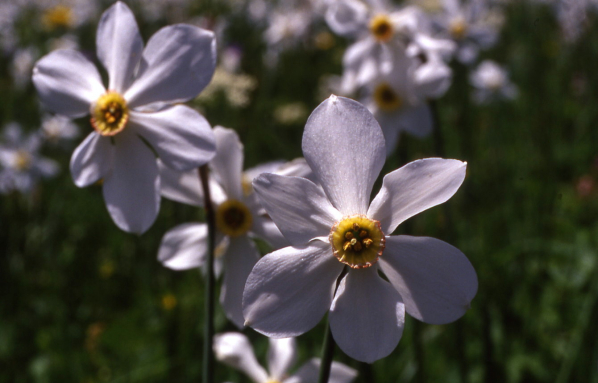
[32,1,217,234]
[41,114,79,144]
[434,0,502,64]
[469,60,517,104]
[244,96,477,363]
[157,127,288,328]
[214,332,357,383]
[197,67,257,109]
[0,123,58,194]
[10,46,39,90]
[47,33,80,52]
[37,0,99,31]
[325,0,455,93]
[0,2,20,53]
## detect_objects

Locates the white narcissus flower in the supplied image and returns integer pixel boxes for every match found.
[469,60,517,104]
[157,127,288,328]
[32,1,217,234]
[244,96,477,363]
[213,332,357,383]
[0,123,59,194]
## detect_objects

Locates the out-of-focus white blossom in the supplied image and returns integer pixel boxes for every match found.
[197,67,257,108]
[0,124,58,195]
[10,47,39,90]
[214,332,357,383]
[469,60,517,104]
[41,114,79,144]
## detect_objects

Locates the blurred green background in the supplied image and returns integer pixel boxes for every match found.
[1,0,598,382]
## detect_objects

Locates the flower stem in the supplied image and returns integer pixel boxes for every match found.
[317,318,336,383]
[199,165,215,383]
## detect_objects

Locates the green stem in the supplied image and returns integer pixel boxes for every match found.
[199,165,216,383]
[317,318,336,383]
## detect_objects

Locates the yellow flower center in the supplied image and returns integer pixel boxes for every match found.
[241,175,253,196]
[373,83,402,112]
[91,91,129,136]
[161,294,178,311]
[449,18,468,40]
[329,215,385,269]
[216,199,253,237]
[14,151,32,171]
[42,5,74,30]
[369,14,394,42]
[265,380,282,383]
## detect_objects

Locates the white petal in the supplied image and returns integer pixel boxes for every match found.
[102,130,160,234]
[372,109,402,157]
[158,223,207,270]
[211,127,243,200]
[302,96,386,215]
[129,105,215,171]
[253,173,341,246]
[70,132,114,188]
[379,235,477,324]
[325,0,368,37]
[285,359,358,383]
[158,160,227,207]
[220,235,260,328]
[32,50,104,117]
[96,1,143,93]
[250,216,289,250]
[413,59,453,99]
[213,332,269,383]
[329,268,405,363]
[397,103,433,138]
[243,242,344,338]
[368,158,466,234]
[268,337,297,381]
[124,25,216,108]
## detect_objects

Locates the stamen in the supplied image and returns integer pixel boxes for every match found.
[373,83,402,112]
[369,14,394,42]
[90,91,129,136]
[216,199,253,237]
[329,215,385,269]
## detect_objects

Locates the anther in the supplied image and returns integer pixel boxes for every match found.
[363,238,373,248]
[353,223,360,231]
[345,232,354,240]
[359,230,368,238]
[343,242,352,251]
[353,242,362,252]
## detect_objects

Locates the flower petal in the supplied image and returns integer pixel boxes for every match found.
[32,50,105,117]
[302,96,386,216]
[220,235,260,328]
[268,337,297,381]
[285,359,358,383]
[158,160,227,207]
[368,158,466,234]
[325,0,368,37]
[210,127,244,200]
[70,132,115,187]
[379,235,477,324]
[250,215,289,250]
[124,25,216,108]
[130,105,215,171]
[243,242,344,338]
[102,130,160,234]
[158,222,207,270]
[96,1,143,93]
[397,103,433,138]
[253,173,341,246]
[213,332,269,383]
[329,267,405,363]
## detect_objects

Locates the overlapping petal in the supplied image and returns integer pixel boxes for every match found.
[158,223,208,270]
[243,242,344,338]
[211,127,244,200]
[329,268,405,363]
[368,158,466,234]
[96,1,143,93]
[253,174,341,246]
[32,50,105,117]
[102,130,160,234]
[302,96,386,215]
[124,25,216,108]
[379,235,478,324]
[285,359,358,383]
[213,332,269,383]
[70,132,115,187]
[129,105,215,171]
[250,216,289,250]
[158,161,227,207]
[325,0,368,37]
[221,236,260,328]
[267,337,297,381]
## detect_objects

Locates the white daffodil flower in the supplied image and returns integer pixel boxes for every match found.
[0,123,59,194]
[157,127,288,328]
[469,60,517,104]
[244,96,477,363]
[214,332,357,383]
[41,114,79,144]
[32,2,217,234]
[325,0,455,93]
[434,0,501,64]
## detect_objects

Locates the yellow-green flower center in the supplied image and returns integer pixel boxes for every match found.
[449,18,468,40]
[14,151,32,171]
[91,91,129,136]
[373,83,402,112]
[369,14,394,42]
[330,215,385,269]
[42,5,73,30]
[216,199,253,237]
